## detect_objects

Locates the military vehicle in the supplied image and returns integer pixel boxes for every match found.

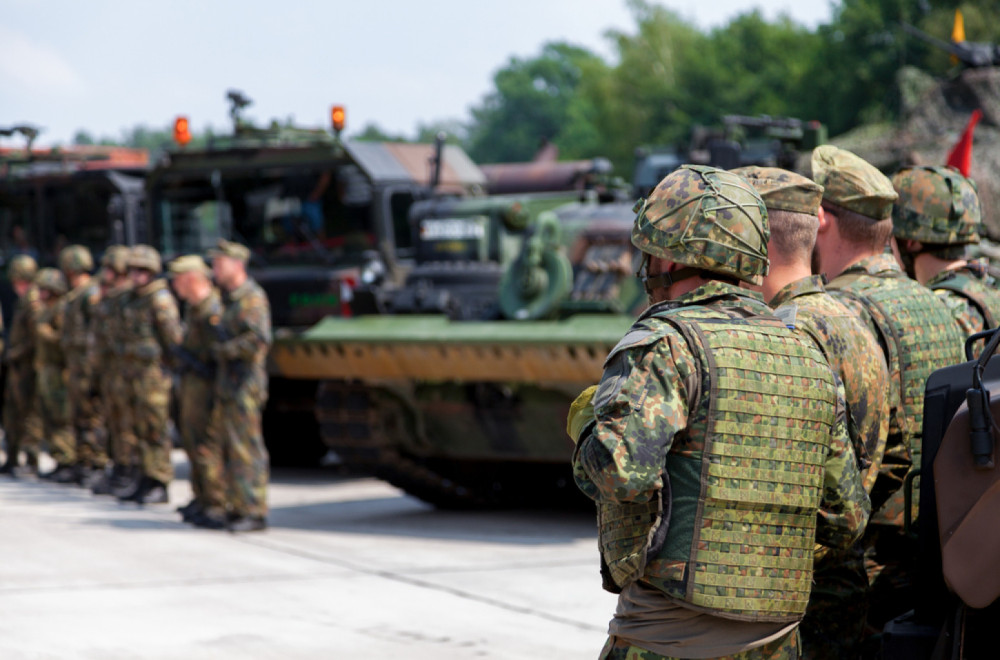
[143,91,485,464]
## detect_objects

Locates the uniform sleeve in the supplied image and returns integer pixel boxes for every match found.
[152,292,183,354]
[815,382,871,549]
[218,292,271,361]
[572,332,693,504]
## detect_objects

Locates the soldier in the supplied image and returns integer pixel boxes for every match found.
[206,239,272,532]
[567,165,869,659]
[810,146,966,632]
[167,255,223,525]
[736,166,890,659]
[90,245,135,495]
[116,245,182,505]
[1,255,44,476]
[891,166,1000,339]
[34,268,76,482]
[58,245,107,487]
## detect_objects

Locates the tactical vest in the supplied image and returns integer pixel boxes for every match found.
[598,308,839,623]
[933,271,1000,330]
[124,281,169,362]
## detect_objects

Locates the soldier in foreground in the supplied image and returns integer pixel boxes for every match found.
[117,245,182,505]
[167,255,224,526]
[891,166,1000,338]
[1,256,43,476]
[35,268,76,482]
[810,146,966,634]
[567,165,869,659]
[206,239,272,532]
[736,166,890,659]
[59,245,107,487]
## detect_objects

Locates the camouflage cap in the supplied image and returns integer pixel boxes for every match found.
[58,244,94,274]
[891,166,981,246]
[127,244,162,274]
[7,254,37,282]
[207,238,250,264]
[631,164,769,285]
[811,145,897,220]
[168,254,212,278]
[101,245,131,275]
[35,267,67,295]
[731,166,824,216]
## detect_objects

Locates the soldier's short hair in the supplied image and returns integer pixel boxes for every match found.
[767,209,818,264]
[822,201,893,252]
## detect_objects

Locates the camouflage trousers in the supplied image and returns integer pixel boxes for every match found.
[67,358,108,469]
[3,360,43,466]
[37,364,75,466]
[600,629,799,660]
[179,373,216,504]
[127,360,174,485]
[202,378,269,518]
[103,359,137,467]
[800,542,869,660]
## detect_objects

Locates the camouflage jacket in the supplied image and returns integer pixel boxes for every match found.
[180,288,223,376]
[123,279,182,364]
[61,278,100,367]
[92,283,132,367]
[217,277,271,376]
[6,285,41,365]
[828,254,965,525]
[926,260,1000,339]
[771,275,890,495]
[35,297,67,368]
[573,281,868,621]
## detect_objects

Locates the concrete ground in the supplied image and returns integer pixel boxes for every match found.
[0,452,617,659]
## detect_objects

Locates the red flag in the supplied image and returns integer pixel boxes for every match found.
[946,109,982,176]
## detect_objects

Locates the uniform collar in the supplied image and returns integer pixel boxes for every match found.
[769,275,826,308]
[836,253,902,278]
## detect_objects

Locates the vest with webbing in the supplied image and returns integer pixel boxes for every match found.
[598,304,839,623]
[932,270,1000,330]
[834,272,965,523]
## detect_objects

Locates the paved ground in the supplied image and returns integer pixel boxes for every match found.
[0,452,617,659]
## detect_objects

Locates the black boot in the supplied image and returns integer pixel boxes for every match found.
[227,515,268,533]
[0,460,18,477]
[113,468,142,500]
[137,479,168,505]
[90,465,116,495]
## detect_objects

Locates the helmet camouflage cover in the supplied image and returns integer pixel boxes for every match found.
[891,166,981,246]
[7,254,38,282]
[35,267,68,295]
[631,164,769,284]
[127,244,162,274]
[58,244,94,274]
[101,245,131,275]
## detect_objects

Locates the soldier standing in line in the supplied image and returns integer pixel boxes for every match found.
[567,166,869,659]
[58,245,107,487]
[891,166,1000,339]
[34,268,76,482]
[1,256,44,476]
[116,245,182,505]
[736,166,891,659]
[166,255,224,525]
[207,239,272,533]
[89,245,135,495]
[810,146,967,635]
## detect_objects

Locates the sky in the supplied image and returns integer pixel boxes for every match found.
[1,0,834,147]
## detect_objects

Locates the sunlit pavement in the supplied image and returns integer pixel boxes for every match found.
[0,451,615,659]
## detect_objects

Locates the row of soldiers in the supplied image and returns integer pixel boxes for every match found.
[569,148,997,659]
[0,239,273,533]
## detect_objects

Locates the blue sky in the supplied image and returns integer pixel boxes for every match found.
[1,0,833,146]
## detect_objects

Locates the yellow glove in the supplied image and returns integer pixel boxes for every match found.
[566,385,599,444]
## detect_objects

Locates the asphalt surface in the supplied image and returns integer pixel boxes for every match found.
[0,452,617,659]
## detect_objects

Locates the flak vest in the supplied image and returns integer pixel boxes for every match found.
[598,306,839,623]
[834,273,965,523]
[124,282,171,362]
[933,271,1000,329]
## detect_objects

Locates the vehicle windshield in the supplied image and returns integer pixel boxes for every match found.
[153,167,378,265]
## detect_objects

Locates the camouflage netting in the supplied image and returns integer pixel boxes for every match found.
[805,66,1000,238]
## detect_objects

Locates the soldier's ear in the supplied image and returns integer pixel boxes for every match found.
[816,206,830,233]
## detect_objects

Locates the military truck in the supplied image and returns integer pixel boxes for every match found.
[143,91,485,463]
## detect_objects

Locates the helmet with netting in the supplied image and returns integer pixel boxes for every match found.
[101,245,131,275]
[58,245,94,274]
[35,267,68,295]
[631,164,769,285]
[127,245,162,274]
[891,166,981,246]
[7,255,37,282]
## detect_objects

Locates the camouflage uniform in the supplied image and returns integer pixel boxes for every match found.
[206,263,272,521]
[34,269,75,470]
[60,246,107,475]
[926,262,1000,339]
[122,247,182,491]
[2,257,43,471]
[569,167,869,659]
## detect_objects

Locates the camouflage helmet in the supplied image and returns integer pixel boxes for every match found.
[127,244,162,274]
[891,166,981,246]
[101,245,131,276]
[631,164,769,285]
[7,254,37,282]
[35,267,67,296]
[58,244,94,274]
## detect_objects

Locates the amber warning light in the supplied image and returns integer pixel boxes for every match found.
[331,105,345,135]
[173,116,192,146]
